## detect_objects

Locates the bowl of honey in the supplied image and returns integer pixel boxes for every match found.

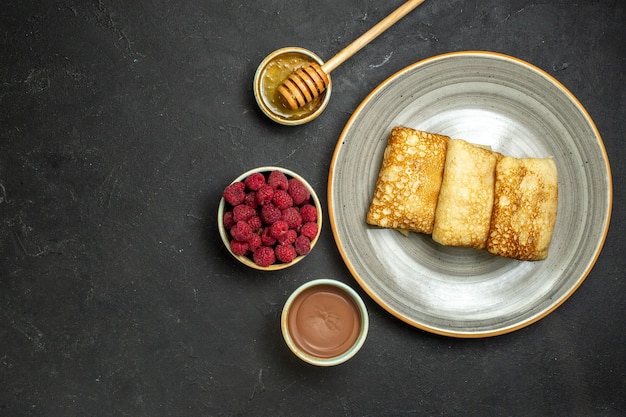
[254,47,332,125]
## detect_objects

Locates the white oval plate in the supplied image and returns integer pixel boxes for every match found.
[328,51,612,337]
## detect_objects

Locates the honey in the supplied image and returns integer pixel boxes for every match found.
[259,52,325,120]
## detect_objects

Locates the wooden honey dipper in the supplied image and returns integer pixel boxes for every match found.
[277,0,428,110]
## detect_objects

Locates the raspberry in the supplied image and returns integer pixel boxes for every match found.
[278,229,297,245]
[275,244,297,263]
[269,220,289,240]
[288,178,310,206]
[260,203,282,224]
[244,172,265,191]
[294,235,311,256]
[300,221,318,240]
[247,215,262,232]
[230,240,249,256]
[244,192,258,208]
[233,204,256,222]
[261,227,277,246]
[272,189,293,210]
[248,233,262,252]
[230,220,254,242]
[268,170,289,190]
[223,210,235,229]
[299,204,317,223]
[223,181,245,206]
[282,207,302,229]
[253,246,275,267]
[255,185,274,206]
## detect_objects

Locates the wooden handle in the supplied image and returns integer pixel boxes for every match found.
[321,0,428,74]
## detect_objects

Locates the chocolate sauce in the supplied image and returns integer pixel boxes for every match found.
[287,284,361,358]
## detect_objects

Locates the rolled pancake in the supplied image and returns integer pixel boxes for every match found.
[366,127,449,234]
[432,139,499,249]
[486,156,558,261]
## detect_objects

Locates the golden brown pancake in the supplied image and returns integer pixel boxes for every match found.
[432,139,500,249]
[486,156,558,260]
[366,126,559,262]
[366,127,449,234]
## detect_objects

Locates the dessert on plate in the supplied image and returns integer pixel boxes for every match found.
[366,126,558,261]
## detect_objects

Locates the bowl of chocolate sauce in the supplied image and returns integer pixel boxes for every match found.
[281,279,369,366]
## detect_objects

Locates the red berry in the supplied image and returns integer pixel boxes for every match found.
[278,229,297,245]
[255,185,274,206]
[275,244,297,263]
[248,234,262,252]
[233,204,256,222]
[268,170,289,190]
[299,204,317,223]
[300,222,318,240]
[223,210,235,229]
[288,178,310,205]
[230,240,248,256]
[272,189,293,210]
[244,192,258,208]
[260,203,282,224]
[247,215,262,232]
[261,227,277,246]
[223,181,246,206]
[269,220,289,240]
[244,172,265,191]
[253,246,275,267]
[230,221,254,242]
[294,235,311,256]
[282,207,302,229]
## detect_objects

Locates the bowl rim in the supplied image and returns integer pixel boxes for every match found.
[280,278,369,366]
[218,166,323,271]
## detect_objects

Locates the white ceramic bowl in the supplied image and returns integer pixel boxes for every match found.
[218,166,322,271]
[281,279,369,366]
[253,47,332,126]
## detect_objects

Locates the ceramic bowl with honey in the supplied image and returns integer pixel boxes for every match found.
[254,47,332,125]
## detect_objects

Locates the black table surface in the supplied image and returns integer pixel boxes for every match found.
[1,1,625,416]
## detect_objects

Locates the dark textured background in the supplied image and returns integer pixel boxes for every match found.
[1,1,624,416]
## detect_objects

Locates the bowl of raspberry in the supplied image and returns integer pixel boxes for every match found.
[218,166,322,271]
